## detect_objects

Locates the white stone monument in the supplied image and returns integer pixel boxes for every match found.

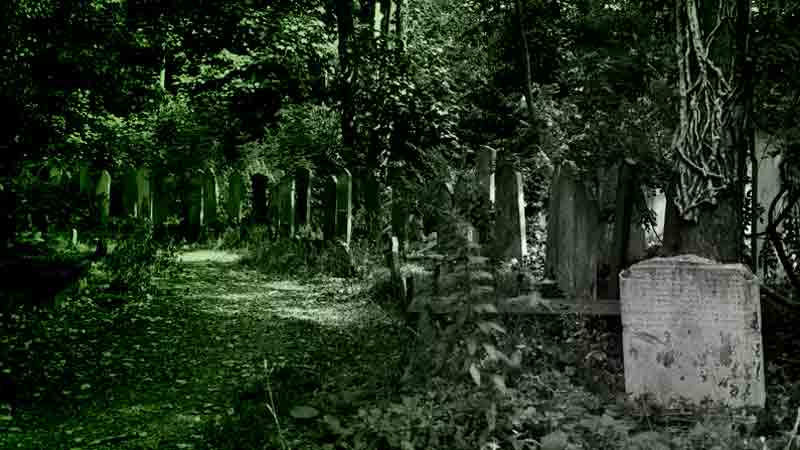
[620,255,765,408]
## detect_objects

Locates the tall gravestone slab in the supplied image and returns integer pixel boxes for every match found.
[294,168,312,230]
[477,146,497,205]
[620,256,765,408]
[251,174,268,224]
[227,172,245,223]
[323,175,337,240]
[494,164,527,259]
[95,170,111,226]
[277,177,296,237]
[545,163,600,299]
[335,170,353,245]
[203,170,218,228]
[136,168,152,221]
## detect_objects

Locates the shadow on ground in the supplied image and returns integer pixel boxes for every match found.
[1,250,409,450]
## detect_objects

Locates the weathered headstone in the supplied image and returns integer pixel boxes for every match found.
[494,164,527,260]
[477,146,497,205]
[335,170,352,245]
[545,163,600,299]
[620,256,765,408]
[295,168,312,230]
[121,168,139,217]
[251,174,268,224]
[323,175,337,240]
[203,170,218,228]
[95,170,111,226]
[277,177,296,237]
[185,174,204,240]
[227,171,245,223]
[136,168,152,221]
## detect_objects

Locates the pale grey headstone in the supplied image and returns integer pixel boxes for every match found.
[620,255,765,408]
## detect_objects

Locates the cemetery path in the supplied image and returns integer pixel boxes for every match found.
[2,250,408,450]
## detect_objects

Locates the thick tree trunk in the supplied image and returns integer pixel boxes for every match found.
[513,0,535,116]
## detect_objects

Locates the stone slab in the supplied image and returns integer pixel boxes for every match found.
[620,255,765,408]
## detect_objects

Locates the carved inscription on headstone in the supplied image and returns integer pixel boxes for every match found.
[620,256,765,408]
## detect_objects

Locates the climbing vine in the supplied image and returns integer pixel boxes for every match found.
[672,0,750,221]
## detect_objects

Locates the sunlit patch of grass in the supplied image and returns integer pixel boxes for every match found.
[178,250,242,264]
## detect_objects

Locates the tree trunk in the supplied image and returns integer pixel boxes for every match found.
[335,0,356,154]
[513,0,535,116]
[667,0,751,263]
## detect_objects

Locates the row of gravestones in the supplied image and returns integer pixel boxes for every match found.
[74,165,355,244]
[390,146,528,261]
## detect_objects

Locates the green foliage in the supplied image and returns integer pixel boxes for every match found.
[99,220,178,296]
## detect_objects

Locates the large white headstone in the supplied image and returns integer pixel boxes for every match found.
[620,255,765,408]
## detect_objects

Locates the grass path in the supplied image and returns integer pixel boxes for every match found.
[2,250,408,450]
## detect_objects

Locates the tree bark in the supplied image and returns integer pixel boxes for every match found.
[513,0,535,116]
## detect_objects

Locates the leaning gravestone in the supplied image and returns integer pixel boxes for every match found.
[494,164,527,259]
[335,170,353,245]
[95,170,112,226]
[227,171,245,223]
[295,168,312,230]
[545,163,599,299]
[620,256,765,408]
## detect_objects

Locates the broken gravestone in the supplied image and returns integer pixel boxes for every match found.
[620,255,765,408]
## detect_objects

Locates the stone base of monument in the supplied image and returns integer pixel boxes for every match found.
[620,255,765,409]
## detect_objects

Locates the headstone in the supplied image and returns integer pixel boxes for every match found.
[203,170,218,228]
[136,168,152,221]
[95,170,111,226]
[251,174,268,224]
[494,164,527,259]
[121,168,139,217]
[295,168,312,230]
[323,175,337,240]
[227,171,245,223]
[335,170,352,245]
[477,146,497,204]
[620,256,765,408]
[277,177,296,237]
[185,174,204,240]
[545,163,599,299]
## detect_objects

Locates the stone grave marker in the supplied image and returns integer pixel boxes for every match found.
[295,168,312,230]
[494,164,527,259]
[203,170,218,228]
[545,163,599,299]
[251,174,268,224]
[95,170,111,226]
[335,170,352,245]
[227,171,245,223]
[477,146,496,205]
[620,255,765,408]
